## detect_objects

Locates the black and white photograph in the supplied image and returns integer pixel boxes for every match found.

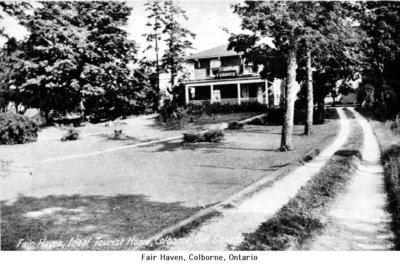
[0,0,399,268]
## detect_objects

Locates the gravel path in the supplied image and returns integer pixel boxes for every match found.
[307,108,394,250]
[167,108,350,250]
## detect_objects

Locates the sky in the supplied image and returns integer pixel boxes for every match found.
[0,0,246,90]
[126,0,243,57]
[0,0,244,55]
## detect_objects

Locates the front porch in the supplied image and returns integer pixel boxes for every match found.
[184,77,284,107]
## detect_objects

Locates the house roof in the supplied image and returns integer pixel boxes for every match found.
[186,44,240,60]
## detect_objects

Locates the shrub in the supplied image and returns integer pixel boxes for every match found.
[203,129,225,142]
[0,112,39,145]
[183,129,224,143]
[110,129,126,140]
[187,101,268,116]
[382,145,400,249]
[61,127,79,141]
[228,121,243,130]
[157,100,189,129]
[183,132,204,143]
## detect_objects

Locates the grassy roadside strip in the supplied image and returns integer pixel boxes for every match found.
[343,108,355,119]
[368,119,400,250]
[235,112,363,251]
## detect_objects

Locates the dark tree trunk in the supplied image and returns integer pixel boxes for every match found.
[315,101,325,124]
[280,48,297,151]
[304,49,314,135]
[155,17,161,110]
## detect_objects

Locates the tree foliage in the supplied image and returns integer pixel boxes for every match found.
[161,0,195,89]
[1,1,152,121]
[357,2,400,119]
[143,0,195,109]
[229,1,365,149]
[143,0,164,109]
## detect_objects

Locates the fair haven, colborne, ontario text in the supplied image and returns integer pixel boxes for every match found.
[141,253,258,262]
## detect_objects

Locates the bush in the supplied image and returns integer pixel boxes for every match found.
[110,129,126,140]
[203,129,225,142]
[0,112,39,145]
[183,132,203,143]
[183,129,224,143]
[228,121,243,130]
[187,101,268,116]
[382,145,400,249]
[157,100,189,129]
[61,127,79,141]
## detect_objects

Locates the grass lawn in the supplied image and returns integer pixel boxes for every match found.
[1,112,339,250]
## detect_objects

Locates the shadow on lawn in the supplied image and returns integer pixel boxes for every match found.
[198,164,278,172]
[1,194,202,251]
[147,140,278,153]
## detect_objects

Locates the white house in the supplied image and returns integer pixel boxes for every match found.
[184,44,288,107]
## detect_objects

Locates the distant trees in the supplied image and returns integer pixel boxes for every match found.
[356,2,400,119]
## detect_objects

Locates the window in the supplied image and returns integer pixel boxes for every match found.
[210,59,221,68]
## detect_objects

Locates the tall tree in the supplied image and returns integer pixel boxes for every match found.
[161,0,195,90]
[0,2,31,111]
[3,2,83,119]
[2,1,151,121]
[74,1,147,120]
[230,1,363,149]
[230,1,314,150]
[143,0,165,109]
[300,2,364,134]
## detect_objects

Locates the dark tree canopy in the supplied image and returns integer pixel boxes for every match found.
[229,1,365,149]
[356,1,400,119]
[1,1,152,121]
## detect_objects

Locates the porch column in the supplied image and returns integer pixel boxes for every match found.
[265,80,269,106]
[185,84,189,104]
[237,83,241,104]
[210,84,214,104]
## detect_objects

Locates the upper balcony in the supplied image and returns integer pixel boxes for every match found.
[192,64,259,81]
[186,44,260,82]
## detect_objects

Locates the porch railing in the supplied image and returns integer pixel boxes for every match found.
[189,98,259,104]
